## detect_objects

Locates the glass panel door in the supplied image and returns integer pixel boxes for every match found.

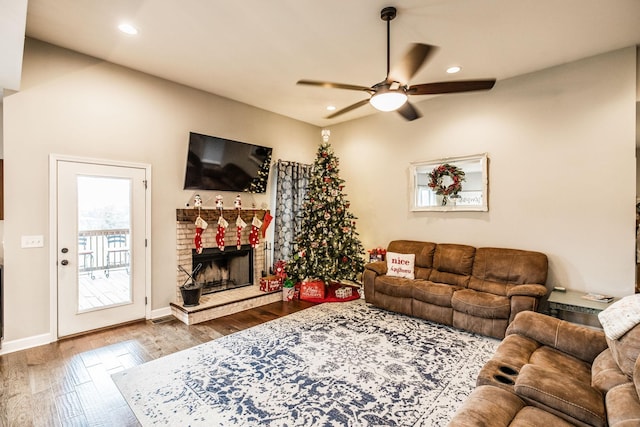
[57,160,147,337]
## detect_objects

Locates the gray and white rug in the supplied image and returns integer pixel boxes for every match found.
[112,300,499,426]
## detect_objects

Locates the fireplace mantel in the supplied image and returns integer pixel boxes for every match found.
[176,208,269,223]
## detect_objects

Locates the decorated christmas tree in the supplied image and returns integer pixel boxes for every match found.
[287,137,365,285]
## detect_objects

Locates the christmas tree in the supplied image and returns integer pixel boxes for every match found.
[287,139,365,285]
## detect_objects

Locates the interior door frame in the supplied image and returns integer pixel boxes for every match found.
[48,154,152,340]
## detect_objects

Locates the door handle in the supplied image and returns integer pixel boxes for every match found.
[60,260,69,266]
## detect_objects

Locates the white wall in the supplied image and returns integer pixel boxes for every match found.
[333,47,637,298]
[2,39,319,342]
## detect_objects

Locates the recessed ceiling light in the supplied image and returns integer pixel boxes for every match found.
[326,105,336,111]
[446,66,461,74]
[118,23,138,35]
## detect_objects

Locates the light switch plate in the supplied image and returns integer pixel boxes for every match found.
[21,235,44,248]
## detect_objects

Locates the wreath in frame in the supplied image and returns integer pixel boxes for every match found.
[428,163,466,204]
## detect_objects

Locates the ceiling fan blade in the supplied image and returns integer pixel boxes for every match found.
[408,79,496,95]
[325,99,370,119]
[396,102,421,121]
[388,43,436,85]
[297,80,372,92]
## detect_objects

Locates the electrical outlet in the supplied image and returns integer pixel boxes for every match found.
[21,235,44,248]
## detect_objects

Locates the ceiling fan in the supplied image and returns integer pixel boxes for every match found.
[297,6,496,121]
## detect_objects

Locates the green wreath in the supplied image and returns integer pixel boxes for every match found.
[428,163,466,198]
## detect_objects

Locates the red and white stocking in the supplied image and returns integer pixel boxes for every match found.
[249,215,262,248]
[216,215,229,250]
[236,215,247,249]
[194,216,208,254]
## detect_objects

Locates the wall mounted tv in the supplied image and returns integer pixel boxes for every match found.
[184,132,273,193]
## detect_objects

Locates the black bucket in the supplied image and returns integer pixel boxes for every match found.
[180,284,202,307]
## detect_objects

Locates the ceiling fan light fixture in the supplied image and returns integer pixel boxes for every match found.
[369,89,408,112]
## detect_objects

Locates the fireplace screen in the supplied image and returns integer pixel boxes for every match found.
[192,245,253,295]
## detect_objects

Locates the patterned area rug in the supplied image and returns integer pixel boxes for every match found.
[112,300,499,426]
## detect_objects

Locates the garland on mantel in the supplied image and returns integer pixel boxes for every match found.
[176,208,269,223]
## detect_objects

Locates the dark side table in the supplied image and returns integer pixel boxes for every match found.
[547,289,618,318]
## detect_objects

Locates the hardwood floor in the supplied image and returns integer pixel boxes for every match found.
[0,300,316,426]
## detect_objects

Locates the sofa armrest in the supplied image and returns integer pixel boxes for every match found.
[507,284,548,298]
[364,261,387,276]
[506,311,608,363]
[606,383,640,427]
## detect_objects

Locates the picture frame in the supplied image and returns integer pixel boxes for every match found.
[409,153,488,212]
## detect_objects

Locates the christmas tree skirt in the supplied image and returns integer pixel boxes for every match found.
[299,282,361,303]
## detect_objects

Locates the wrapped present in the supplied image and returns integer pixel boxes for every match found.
[282,286,295,301]
[368,247,387,262]
[335,286,353,299]
[259,275,282,292]
[300,280,325,300]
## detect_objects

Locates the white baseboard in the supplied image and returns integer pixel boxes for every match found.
[0,309,174,356]
[0,333,55,356]
[150,306,172,319]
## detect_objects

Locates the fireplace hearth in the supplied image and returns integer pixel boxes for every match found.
[192,245,253,295]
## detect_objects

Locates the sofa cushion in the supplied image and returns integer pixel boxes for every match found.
[386,252,415,279]
[373,276,414,299]
[451,288,511,319]
[412,280,460,307]
[514,364,606,427]
[606,323,640,379]
[528,346,592,385]
[387,240,435,269]
[469,247,548,296]
[510,406,578,427]
[387,240,435,280]
[428,243,475,286]
[506,311,608,364]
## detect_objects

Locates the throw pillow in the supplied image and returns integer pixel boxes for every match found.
[598,294,640,340]
[386,252,415,279]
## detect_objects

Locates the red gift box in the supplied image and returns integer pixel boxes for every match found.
[300,280,325,300]
[259,276,282,292]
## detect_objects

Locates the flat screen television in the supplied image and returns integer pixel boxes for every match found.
[184,132,273,193]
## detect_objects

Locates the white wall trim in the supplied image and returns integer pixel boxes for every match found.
[48,154,153,342]
[0,333,54,355]
[150,306,172,319]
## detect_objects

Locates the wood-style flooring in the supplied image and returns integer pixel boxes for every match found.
[0,300,316,426]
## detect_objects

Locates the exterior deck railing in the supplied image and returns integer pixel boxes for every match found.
[78,229,130,275]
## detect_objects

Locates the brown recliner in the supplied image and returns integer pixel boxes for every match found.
[449,310,640,426]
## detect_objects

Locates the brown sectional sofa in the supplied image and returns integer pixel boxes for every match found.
[450,310,640,426]
[363,240,549,339]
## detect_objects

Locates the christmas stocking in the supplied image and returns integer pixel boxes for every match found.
[194,216,208,254]
[236,215,247,249]
[261,211,273,238]
[249,215,262,248]
[216,215,229,250]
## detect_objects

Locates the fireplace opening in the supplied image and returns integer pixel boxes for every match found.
[192,245,254,295]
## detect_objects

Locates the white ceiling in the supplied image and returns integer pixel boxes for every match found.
[16,0,640,126]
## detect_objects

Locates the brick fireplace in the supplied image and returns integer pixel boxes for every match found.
[172,208,281,324]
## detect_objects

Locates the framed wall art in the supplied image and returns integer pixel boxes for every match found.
[409,153,488,212]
